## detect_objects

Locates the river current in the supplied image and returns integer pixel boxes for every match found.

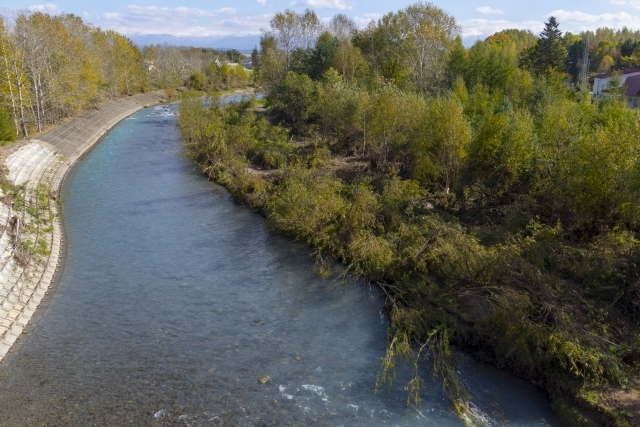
[0,102,561,426]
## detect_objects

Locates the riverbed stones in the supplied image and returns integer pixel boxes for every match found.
[0,91,165,361]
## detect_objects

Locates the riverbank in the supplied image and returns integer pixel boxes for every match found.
[0,91,166,362]
[178,97,640,427]
[0,99,538,427]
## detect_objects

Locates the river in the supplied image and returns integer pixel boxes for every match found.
[0,102,561,426]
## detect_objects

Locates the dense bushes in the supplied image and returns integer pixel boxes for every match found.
[179,86,640,426]
[180,4,640,425]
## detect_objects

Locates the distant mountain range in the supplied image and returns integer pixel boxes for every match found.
[129,34,261,51]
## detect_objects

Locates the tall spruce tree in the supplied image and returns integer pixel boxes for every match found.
[534,16,566,73]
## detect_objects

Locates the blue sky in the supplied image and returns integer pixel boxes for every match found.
[3,0,640,42]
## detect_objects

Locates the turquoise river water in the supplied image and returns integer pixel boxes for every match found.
[0,102,562,426]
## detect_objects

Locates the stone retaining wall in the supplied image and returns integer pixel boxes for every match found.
[0,91,165,360]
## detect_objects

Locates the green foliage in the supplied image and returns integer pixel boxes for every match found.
[268,167,347,255]
[0,12,150,136]
[466,37,518,93]
[532,16,567,73]
[374,2,460,93]
[270,71,315,125]
[413,95,470,192]
[206,63,251,91]
[365,85,428,169]
[551,397,600,427]
[312,69,365,150]
[308,32,339,79]
[488,29,538,54]
[181,5,640,425]
[566,36,587,83]
[446,36,468,87]
[465,108,536,194]
[0,108,16,141]
[188,71,207,91]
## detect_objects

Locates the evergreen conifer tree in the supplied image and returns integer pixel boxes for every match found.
[534,16,566,73]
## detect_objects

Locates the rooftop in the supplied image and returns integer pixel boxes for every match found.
[625,75,640,96]
[594,67,640,79]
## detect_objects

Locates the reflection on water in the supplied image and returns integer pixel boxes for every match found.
[0,103,561,426]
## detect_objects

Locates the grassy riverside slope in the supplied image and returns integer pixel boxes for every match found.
[178,95,640,427]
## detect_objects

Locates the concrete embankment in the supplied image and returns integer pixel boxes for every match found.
[0,91,165,361]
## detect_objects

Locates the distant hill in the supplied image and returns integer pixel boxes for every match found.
[129,34,261,51]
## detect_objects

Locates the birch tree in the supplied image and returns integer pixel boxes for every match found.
[0,15,30,137]
[268,10,302,72]
[381,2,459,93]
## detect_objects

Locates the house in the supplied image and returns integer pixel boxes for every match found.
[592,67,640,99]
[214,59,243,69]
[624,75,640,109]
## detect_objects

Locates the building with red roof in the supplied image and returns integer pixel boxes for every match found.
[592,68,640,100]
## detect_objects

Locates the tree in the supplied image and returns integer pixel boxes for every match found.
[632,44,640,68]
[366,85,427,169]
[465,36,518,94]
[225,49,242,63]
[188,71,206,90]
[487,29,537,54]
[381,2,460,93]
[353,21,405,85]
[329,15,365,79]
[533,16,566,73]
[308,31,338,79]
[13,11,56,132]
[565,36,586,83]
[258,35,285,91]
[250,46,260,72]
[110,33,146,95]
[299,9,322,51]
[620,38,636,57]
[312,68,365,149]
[0,16,30,137]
[332,41,366,80]
[414,95,470,192]
[267,9,302,72]
[272,71,315,124]
[446,36,468,87]
[592,40,618,72]
[598,55,615,73]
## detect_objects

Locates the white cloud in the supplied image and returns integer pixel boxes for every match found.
[256,0,267,4]
[124,5,236,19]
[461,18,543,39]
[548,9,640,31]
[85,5,267,37]
[609,0,640,9]
[27,3,59,14]
[461,9,640,42]
[103,12,120,20]
[292,0,353,10]
[475,6,504,15]
[352,13,382,28]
